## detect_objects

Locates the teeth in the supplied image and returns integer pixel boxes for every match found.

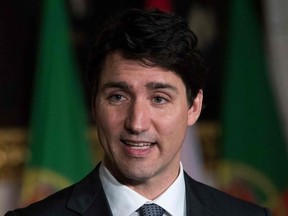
[124,141,152,147]
[125,142,151,147]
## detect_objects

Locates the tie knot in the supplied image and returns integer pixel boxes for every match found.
[138,203,165,216]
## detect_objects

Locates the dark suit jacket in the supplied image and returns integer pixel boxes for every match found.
[5,163,271,216]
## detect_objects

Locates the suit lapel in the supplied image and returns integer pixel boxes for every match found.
[66,163,112,216]
[82,189,112,216]
[184,173,215,216]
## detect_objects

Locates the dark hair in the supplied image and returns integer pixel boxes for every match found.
[87,8,206,106]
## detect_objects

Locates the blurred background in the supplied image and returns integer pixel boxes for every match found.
[0,0,287,215]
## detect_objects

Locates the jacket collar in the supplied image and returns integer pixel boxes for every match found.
[66,163,112,215]
[184,172,215,216]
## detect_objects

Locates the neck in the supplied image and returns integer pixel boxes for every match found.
[126,172,179,200]
[126,167,180,200]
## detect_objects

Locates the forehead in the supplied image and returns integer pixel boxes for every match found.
[99,53,186,90]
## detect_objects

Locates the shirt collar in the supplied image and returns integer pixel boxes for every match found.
[99,163,186,216]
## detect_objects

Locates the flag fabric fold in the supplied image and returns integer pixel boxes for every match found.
[264,0,288,151]
[219,0,288,214]
[20,0,92,206]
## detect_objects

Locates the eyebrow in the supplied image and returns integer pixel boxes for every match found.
[101,81,132,91]
[145,82,178,93]
[101,81,178,93]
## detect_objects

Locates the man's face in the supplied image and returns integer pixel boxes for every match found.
[94,52,202,187]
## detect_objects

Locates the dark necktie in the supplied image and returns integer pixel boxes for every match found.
[138,203,165,216]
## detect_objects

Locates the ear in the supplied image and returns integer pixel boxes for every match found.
[187,90,203,126]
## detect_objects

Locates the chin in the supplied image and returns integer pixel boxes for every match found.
[118,167,156,183]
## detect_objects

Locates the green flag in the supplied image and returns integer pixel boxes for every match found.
[20,0,92,206]
[219,0,288,215]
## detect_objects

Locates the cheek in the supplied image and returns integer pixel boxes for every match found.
[156,110,188,145]
[159,105,188,128]
[95,109,121,153]
[95,103,126,134]
[96,112,117,134]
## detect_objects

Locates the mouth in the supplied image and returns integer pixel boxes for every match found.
[121,140,156,149]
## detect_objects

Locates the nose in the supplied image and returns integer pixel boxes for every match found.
[125,99,150,134]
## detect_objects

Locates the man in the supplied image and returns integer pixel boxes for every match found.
[6,8,271,216]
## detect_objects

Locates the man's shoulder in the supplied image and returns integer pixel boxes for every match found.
[5,165,104,216]
[184,173,271,216]
[5,185,75,216]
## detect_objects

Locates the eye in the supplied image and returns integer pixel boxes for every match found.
[108,94,126,102]
[152,96,168,104]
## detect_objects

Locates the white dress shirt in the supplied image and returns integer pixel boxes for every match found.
[99,163,186,216]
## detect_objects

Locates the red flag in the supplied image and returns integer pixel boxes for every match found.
[144,0,172,12]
